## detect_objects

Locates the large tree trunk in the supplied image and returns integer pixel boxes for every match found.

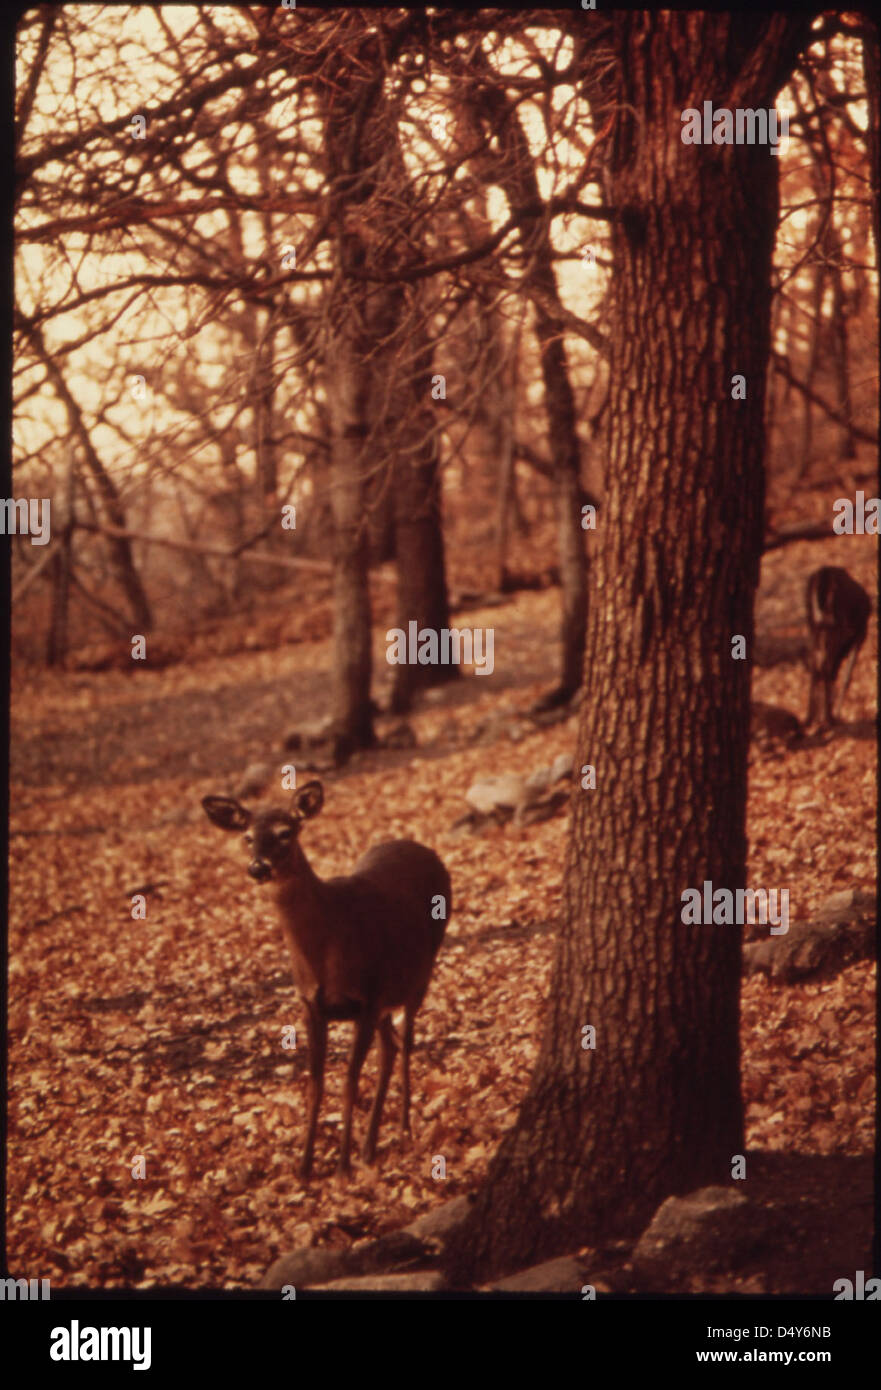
[445,12,807,1286]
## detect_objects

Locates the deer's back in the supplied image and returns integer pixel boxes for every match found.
[353,839,451,947]
[283,840,450,1015]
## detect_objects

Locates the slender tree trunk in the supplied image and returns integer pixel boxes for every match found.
[46,453,76,666]
[320,250,376,747]
[468,66,589,706]
[445,12,807,1286]
[495,339,518,591]
[365,461,396,567]
[327,390,374,747]
[389,411,455,712]
[254,318,280,512]
[864,24,881,273]
[828,231,857,460]
[26,323,152,632]
[318,57,384,747]
[797,257,823,477]
[320,29,453,732]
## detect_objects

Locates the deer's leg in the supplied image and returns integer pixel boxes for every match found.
[363,1015,398,1163]
[339,1011,377,1175]
[400,1007,416,1134]
[301,1004,327,1181]
[835,642,861,719]
[821,671,835,727]
[805,675,815,728]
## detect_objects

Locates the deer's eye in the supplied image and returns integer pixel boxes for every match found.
[276,827,293,842]
[244,833,253,846]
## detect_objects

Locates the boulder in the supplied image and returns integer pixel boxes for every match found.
[465,773,527,817]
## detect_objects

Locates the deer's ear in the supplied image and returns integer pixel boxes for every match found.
[292,780,324,820]
[202,796,252,832]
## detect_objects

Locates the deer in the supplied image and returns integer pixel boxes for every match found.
[201,779,450,1179]
[805,566,871,728]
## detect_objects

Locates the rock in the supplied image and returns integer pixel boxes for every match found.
[814,887,874,924]
[283,720,329,752]
[260,1247,349,1291]
[402,1195,474,1245]
[485,1255,587,1293]
[525,766,553,796]
[465,773,527,817]
[632,1187,769,1282]
[346,1228,431,1269]
[551,751,575,782]
[315,1271,445,1292]
[743,889,874,982]
[260,1197,473,1291]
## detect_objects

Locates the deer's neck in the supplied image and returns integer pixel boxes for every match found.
[274,845,331,932]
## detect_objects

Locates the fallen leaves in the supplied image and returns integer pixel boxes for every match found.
[7,555,876,1288]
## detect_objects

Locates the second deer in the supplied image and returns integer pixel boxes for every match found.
[805,566,871,728]
[202,780,450,1178]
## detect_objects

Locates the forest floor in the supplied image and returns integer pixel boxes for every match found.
[6,525,876,1292]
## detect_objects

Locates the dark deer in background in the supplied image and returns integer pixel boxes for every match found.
[805,566,870,728]
[202,780,450,1178]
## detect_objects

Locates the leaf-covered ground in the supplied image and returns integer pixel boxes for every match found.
[7,532,875,1289]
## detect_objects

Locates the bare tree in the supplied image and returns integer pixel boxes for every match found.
[446,10,810,1286]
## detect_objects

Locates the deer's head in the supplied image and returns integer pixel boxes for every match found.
[202,780,324,882]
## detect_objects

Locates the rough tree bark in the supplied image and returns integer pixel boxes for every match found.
[445,11,809,1286]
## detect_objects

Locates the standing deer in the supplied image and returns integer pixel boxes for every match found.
[201,780,450,1178]
[805,566,871,728]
